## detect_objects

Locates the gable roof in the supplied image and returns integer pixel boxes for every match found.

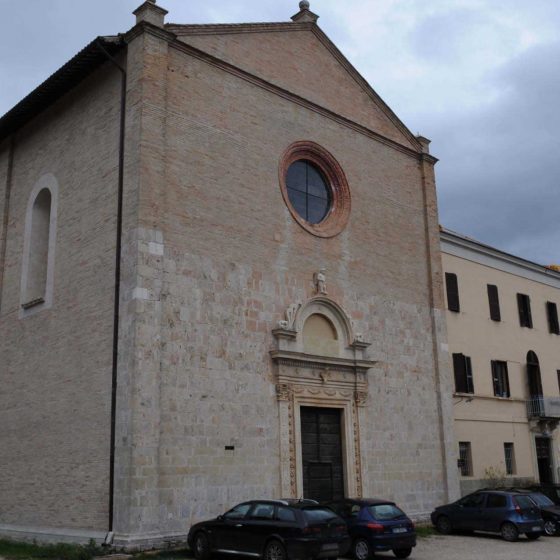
[167,21,422,152]
[0,35,124,143]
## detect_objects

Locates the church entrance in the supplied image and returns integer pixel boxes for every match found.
[301,407,344,502]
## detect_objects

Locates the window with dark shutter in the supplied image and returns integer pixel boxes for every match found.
[546,302,559,334]
[517,293,532,328]
[445,272,460,312]
[458,442,473,476]
[487,284,501,321]
[452,353,474,394]
[491,360,510,398]
[504,443,515,475]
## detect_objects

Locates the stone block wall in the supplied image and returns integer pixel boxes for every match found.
[111,27,458,543]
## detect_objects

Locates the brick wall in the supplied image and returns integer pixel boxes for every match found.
[0,63,123,533]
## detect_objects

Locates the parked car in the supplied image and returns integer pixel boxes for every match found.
[431,490,544,541]
[325,498,416,559]
[528,484,560,506]
[187,499,350,560]
[519,491,560,536]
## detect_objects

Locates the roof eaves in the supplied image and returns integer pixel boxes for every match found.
[0,35,126,143]
[440,226,560,280]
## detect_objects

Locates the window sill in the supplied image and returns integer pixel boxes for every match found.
[21,297,45,310]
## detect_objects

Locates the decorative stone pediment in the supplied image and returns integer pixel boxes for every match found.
[272,295,375,364]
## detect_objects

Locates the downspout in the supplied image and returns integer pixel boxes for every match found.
[0,136,15,313]
[95,37,127,537]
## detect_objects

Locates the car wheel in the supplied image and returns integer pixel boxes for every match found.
[193,532,210,560]
[393,548,412,559]
[264,539,287,560]
[435,515,452,535]
[544,520,558,536]
[501,522,519,542]
[526,533,540,541]
[353,538,371,560]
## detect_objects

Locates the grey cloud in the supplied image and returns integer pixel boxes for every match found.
[408,8,516,64]
[432,42,560,264]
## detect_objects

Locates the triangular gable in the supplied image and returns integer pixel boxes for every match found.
[167,22,420,152]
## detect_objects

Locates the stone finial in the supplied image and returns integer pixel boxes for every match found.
[291,0,319,23]
[133,0,168,27]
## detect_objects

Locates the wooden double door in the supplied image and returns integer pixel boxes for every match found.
[301,407,345,502]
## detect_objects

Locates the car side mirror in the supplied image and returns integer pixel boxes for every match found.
[218,515,224,521]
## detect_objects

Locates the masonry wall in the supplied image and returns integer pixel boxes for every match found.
[0,64,123,536]
[112,28,457,543]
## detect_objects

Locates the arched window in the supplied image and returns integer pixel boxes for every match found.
[25,189,51,303]
[303,313,339,357]
[21,174,58,315]
[527,351,543,399]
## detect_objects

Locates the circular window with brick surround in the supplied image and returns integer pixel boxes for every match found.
[279,141,351,238]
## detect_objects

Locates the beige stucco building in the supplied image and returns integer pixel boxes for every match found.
[0,1,459,549]
[441,228,560,495]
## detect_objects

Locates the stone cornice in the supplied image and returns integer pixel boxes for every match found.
[441,228,560,289]
[270,349,377,373]
[166,21,313,35]
[125,21,177,44]
[420,153,439,165]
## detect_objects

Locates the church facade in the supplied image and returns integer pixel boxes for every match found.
[0,1,459,548]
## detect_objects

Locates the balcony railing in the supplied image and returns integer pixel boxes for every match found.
[526,396,560,419]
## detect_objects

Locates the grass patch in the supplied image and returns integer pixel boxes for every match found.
[0,539,104,560]
[415,525,436,538]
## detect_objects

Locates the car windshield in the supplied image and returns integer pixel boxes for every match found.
[368,504,406,521]
[303,507,339,523]
[529,493,555,507]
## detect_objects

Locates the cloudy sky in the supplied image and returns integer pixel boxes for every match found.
[1,0,559,264]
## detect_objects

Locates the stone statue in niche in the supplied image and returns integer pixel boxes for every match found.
[313,268,327,295]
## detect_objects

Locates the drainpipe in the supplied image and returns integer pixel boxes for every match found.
[0,136,15,313]
[95,37,127,536]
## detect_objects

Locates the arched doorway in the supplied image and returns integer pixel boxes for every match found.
[271,295,376,500]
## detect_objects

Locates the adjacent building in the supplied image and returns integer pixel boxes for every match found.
[441,228,560,495]
[0,1,459,548]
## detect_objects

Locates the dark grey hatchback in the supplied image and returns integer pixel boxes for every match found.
[188,500,350,560]
[431,490,544,541]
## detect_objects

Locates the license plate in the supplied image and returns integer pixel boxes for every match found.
[532,526,541,531]
[321,544,338,551]
[393,527,407,533]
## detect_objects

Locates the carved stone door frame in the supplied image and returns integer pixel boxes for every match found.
[272,295,376,499]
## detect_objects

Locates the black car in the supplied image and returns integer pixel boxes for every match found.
[326,499,416,559]
[521,491,560,536]
[431,490,544,541]
[187,499,350,560]
[528,484,560,506]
